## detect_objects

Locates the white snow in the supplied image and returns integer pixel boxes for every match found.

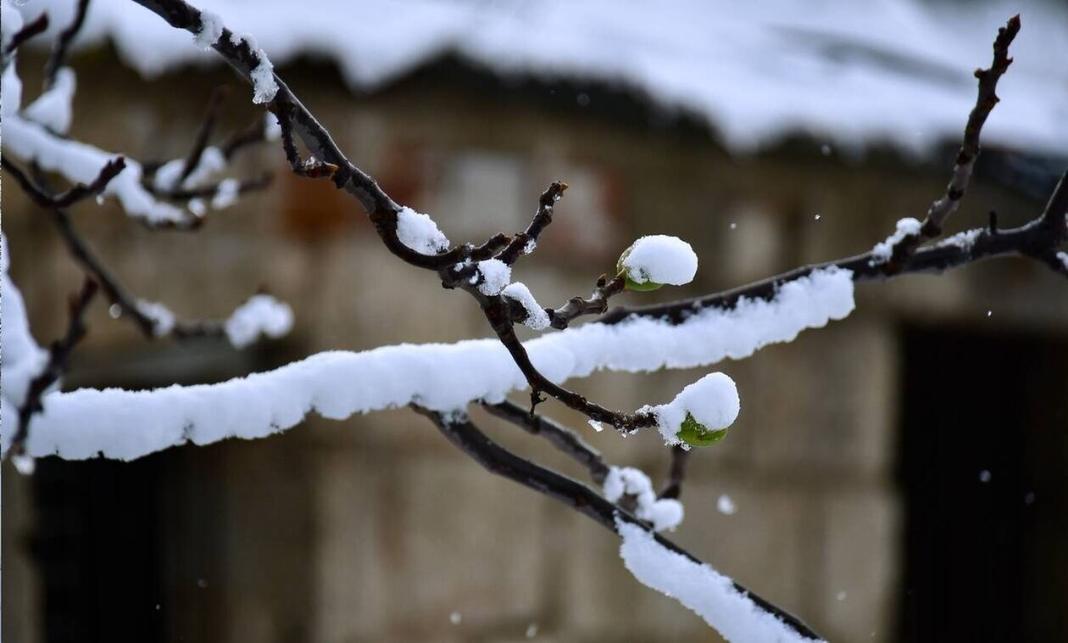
[249,48,278,104]
[603,466,684,532]
[1057,251,1068,272]
[188,198,207,216]
[23,67,76,134]
[136,300,177,337]
[2,63,186,225]
[5,267,853,460]
[620,235,698,287]
[717,494,736,515]
[1,3,24,51]
[935,228,982,252]
[617,520,823,642]
[224,294,294,348]
[211,177,241,209]
[153,146,226,191]
[14,0,1068,156]
[476,259,511,296]
[648,373,740,445]
[870,217,922,266]
[0,235,50,410]
[193,10,224,50]
[501,282,550,330]
[396,206,450,255]
[264,111,282,141]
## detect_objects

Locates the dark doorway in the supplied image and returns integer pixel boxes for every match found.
[897,325,1068,641]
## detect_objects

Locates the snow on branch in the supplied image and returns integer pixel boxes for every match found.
[617,521,822,642]
[2,64,188,225]
[4,267,855,460]
[417,407,822,641]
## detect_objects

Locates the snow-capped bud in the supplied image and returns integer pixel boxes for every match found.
[649,372,739,446]
[616,235,698,292]
[677,412,729,447]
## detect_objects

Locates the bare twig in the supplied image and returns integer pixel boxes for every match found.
[883,15,1020,269]
[42,0,91,90]
[416,406,822,640]
[221,114,270,159]
[9,278,99,459]
[3,13,48,59]
[547,274,625,330]
[483,399,610,484]
[178,85,228,186]
[496,181,567,265]
[658,446,691,500]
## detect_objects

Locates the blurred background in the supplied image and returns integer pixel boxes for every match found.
[3,0,1068,641]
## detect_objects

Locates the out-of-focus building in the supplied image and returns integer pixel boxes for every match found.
[3,1,1068,642]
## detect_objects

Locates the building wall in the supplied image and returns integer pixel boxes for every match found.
[3,54,1066,642]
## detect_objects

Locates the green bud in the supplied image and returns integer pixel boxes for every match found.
[677,413,728,447]
[617,245,663,292]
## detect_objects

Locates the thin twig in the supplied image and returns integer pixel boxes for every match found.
[496,181,567,265]
[884,15,1021,269]
[3,13,49,59]
[483,399,610,484]
[42,0,91,90]
[547,274,625,330]
[9,278,99,458]
[177,85,228,185]
[658,446,691,500]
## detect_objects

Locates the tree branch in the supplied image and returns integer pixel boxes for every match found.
[495,181,567,265]
[2,155,126,209]
[415,406,821,640]
[600,174,1067,326]
[42,0,90,90]
[9,278,99,459]
[2,13,48,60]
[658,445,691,500]
[482,399,610,484]
[883,15,1020,268]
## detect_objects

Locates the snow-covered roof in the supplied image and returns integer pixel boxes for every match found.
[19,0,1068,155]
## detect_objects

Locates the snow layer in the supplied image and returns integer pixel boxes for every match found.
[604,466,684,531]
[475,259,511,296]
[194,10,223,49]
[2,64,187,225]
[15,0,1068,155]
[1058,252,1068,272]
[153,146,226,191]
[224,294,294,348]
[617,521,823,642]
[501,282,550,330]
[620,235,698,287]
[870,217,922,265]
[649,373,740,445]
[23,67,76,134]
[4,267,853,460]
[0,235,49,410]
[136,300,177,337]
[396,206,449,255]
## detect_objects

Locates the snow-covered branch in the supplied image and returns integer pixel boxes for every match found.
[2,267,855,460]
[416,407,823,642]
